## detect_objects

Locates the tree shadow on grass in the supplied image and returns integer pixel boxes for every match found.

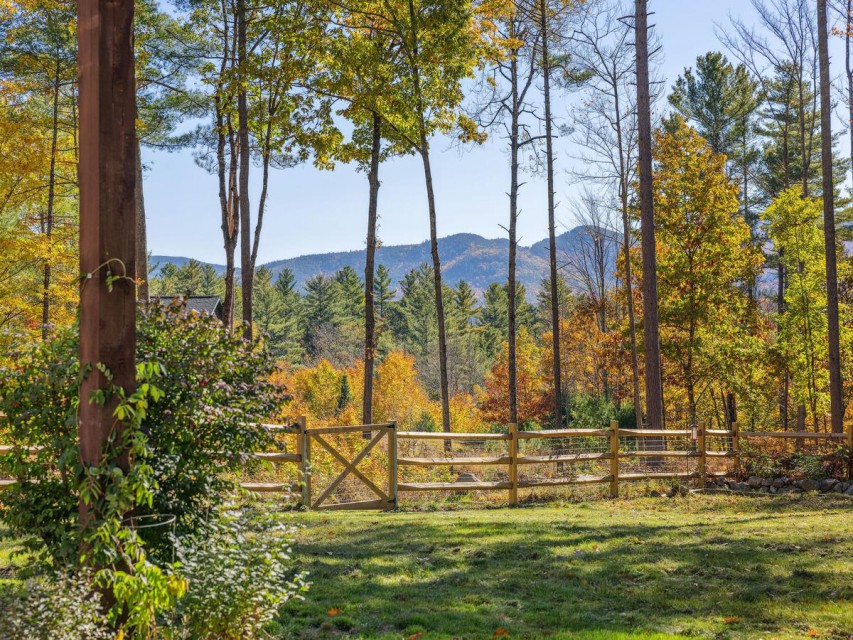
[277,496,853,639]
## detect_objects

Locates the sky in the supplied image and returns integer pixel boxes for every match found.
[141,0,833,266]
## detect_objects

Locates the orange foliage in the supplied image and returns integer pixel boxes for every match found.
[477,327,550,425]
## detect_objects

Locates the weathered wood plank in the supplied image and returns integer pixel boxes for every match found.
[254,452,301,463]
[740,431,846,439]
[239,482,296,493]
[517,475,611,488]
[516,452,612,464]
[397,481,513,492]
[517,429,610,440]
[398,456,512,466]
[618,429,692,437]
[316,499,391,511]
[397,431,511,441]
[619,450,697,458]
[306,423,394,435]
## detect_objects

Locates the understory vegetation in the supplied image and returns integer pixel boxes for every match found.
[0,306,306,638]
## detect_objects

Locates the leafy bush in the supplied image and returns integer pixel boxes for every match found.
[136,303,285,549]
[0,303,285,563]
[165,503,308,639]
[0,572,112,640]
[568,393,617,430]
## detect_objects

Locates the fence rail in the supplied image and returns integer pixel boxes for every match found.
[0,416,850,509]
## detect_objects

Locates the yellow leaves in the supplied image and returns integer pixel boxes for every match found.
[457,114,488,144]
[479,326,550,424]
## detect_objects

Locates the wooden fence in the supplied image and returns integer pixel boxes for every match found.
[1,418,851,509]
[230,419,853,508]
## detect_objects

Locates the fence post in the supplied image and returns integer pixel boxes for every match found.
[508,422,518,507]
[697,422,706,489]
[388,422,398,509]
[299,416,311,508]
[609,420,619,498]
[731,421,740,479]
[732,421,740,454]
[847,420,852,481]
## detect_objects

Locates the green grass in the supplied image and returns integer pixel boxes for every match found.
[277,494,853,639]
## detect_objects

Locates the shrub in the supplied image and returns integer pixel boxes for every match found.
[0,303,285,563]
[568,393,616,430]
[165,503,308,639]
[0,572,112,640]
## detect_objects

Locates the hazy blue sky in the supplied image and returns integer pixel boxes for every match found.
[143,0,841,265]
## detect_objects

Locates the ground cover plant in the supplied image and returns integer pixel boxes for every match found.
[278,493,853,640]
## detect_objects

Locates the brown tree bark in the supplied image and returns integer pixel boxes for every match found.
[419,139,451,441]
[818,0,845,433]
[215,0,238,331]
[634,0,664,428]
[237,0,253,340]
[77,0,137,520]
[539,0,562,428]
[506,21,522,428]
[847,0,853,187]
[363,112,382,425]
[406,0,451,440]
[135,140,149,302]
[42,64,61,340]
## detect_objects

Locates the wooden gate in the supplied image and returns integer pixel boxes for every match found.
[300,422,397,511]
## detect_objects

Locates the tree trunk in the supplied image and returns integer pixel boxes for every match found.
[621,199,642,428]
[419,139,452,442]
[508,48,519,428]
[406,0,450,441]
[237,0,253,340]
[363,112,382,426]
[42,65,60,341]
[135,140,149,302]
[818,0,845,433]
[848,0,853,186]
[635,0,664,428]
[215,4,238,331]
[612,54,642,428]
[540,0,562,427]
[77,0,137,525]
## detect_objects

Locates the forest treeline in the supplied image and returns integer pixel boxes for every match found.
[2,0,853,433]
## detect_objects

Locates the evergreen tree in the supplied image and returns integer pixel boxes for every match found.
[392,265,437,359]
[303,274,342,353]
[333,265,364,323]
[452,280,479,330]
[336,374,352,417]
[374,264,396,320]
[669,52,760,157]
[273,269,305,363]
[479,282,536,359]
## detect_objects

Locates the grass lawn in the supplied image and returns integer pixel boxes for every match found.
[276,493,853,640]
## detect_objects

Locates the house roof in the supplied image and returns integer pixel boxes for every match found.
[157,295,223,318]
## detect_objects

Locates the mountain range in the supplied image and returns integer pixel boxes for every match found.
[151,227,620,300]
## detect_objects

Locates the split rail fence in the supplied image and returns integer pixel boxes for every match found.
[1,418,851,510]
[222,419,853,509]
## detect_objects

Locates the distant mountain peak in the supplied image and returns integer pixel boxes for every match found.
[150,227,619,300]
